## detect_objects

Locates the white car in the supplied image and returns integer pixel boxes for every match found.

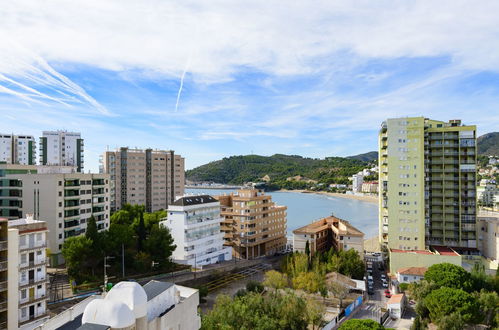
[382,281,388,288]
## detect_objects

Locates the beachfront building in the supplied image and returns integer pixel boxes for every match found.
[478,210,499,265]
[39,131,84,172]
[477,179,498,209]
[161,195,232,267]
[379,117,478,256]
[351,174,363,193]
[293,216,365,258]
[0,164,110,265]
[0,133,36,165]
[101,147,185,212]
[361,181,378,194]
[7,216,48,328]
[217,189,287,259]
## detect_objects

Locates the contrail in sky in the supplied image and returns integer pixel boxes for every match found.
[174,55,192,112]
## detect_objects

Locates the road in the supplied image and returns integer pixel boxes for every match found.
[354,258,387,323]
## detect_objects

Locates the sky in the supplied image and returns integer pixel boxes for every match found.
[1,1,499,171]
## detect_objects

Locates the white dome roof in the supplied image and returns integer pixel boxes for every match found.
[106,281,148,318]
[82,299,135,328]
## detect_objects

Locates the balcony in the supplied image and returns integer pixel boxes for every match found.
[64,190,79,197]
[20,258,48,270]
[64,180,80,187]
[0,261,7,271]
[0,241,6,252]
[20,241,47,251]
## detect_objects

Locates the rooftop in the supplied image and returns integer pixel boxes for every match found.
[431,246,459,256]
[172,195,218,206]
[397,267,428,276]
[293,216,364,237]
[143,280,174,301]
[387,293,405,305]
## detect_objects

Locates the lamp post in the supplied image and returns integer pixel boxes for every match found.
[103,256,114,294]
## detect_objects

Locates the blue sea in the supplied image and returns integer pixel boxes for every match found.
[186,189,379,238]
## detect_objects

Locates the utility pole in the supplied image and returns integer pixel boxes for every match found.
[103,256,114,294]
[194,254,197,280]
[122,243,125,278]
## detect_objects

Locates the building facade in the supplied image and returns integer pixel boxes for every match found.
[0,218,7,330]
[478,211,499,264]
[39,131,84,172]
[101,148,185,212]
[161,195,232,267]
[7,216,48,328]
[351,174,363,193]
[0,164,110,265]
[0,134,36,165]
[379,117,477,254]
[395,267,427,283]
[217,189,287,259]
[477,179,498,209]
[293,216,365,257]
[361,181,379,194]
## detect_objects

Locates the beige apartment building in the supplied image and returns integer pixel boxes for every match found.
[0,218,6,330]
[7,216,48,328]
[0,164,110,265]
[101,148,185,212]
[293,216,365,257]
[217,189,287,259]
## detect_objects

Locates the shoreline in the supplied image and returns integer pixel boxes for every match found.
[277,189,378,204]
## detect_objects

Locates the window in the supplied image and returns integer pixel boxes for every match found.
[58,191,62,197]
[21,307,27,318]
[403,276,408,281]
[21,254,27,264]
[21,289,27,299]
[59,234,62,239]
[21,271,26,282]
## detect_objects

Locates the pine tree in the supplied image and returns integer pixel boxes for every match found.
[85,215,99,243]
[137,211,146,252]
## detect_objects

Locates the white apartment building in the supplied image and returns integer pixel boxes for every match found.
[101,147,185,212]
[351,173,363,193]
[477,179,498,209]
[161,195,232,267]
[7,216,48,329]
[0,134,36,165]
[39,131,84,172]
[478,211,499,264]
[0,164,110,265]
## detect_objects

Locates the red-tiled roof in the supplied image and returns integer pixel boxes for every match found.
[390,249,433,255]
[397,267,427,276]
[431,246,459,256]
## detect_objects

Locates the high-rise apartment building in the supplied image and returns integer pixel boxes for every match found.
[7,216,48,328]
[0,134,36,165]
[39,131,84,172]
[379,117,477,253]
[0,218,7,330]
[0,164,110,265]
[101,148,185,212]
[161,195,232,267]
[217,189,287,259]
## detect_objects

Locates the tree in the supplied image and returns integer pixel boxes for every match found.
[144,224,176,266]
[305,240,310,259]
[437,312,465,330]
[475,289,499,327]
[136,210,146,252]
[424,263,473,292]
[263,270,288,293]
[246,280,264,293]
[85,215,99,242]
[327,281,349,308]
[305,298,324,330]
[424,287,481,324]
[339,319,385,329]
[61,236,93,282]
[282,253,309,278]
[292,272,323,294]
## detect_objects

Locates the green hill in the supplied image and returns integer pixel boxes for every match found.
[478,132,499,156]
[185,154,367,189]
[347,151,378,162]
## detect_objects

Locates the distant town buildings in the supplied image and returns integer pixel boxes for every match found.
[293,216,365,258]
[161,195,232,267]
[477,179,498,209]
[217,189,287,259]
[7,216,48,328]
[361,181,378,194]
[0,133,36,165]
[0,164,110,265]
[101,147,185,212]
[379,117,478,257]
[395,267,427,284]
[39,131,84,172]
[351,174,363,193]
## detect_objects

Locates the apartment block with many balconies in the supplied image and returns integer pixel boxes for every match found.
[161,195,232,268]
[217,189,287,259]
[7,216,48,328]
[39,131,84,172]
[379,117,477,256]
[0,164,110,265]
[0,218,7,330]
[101,147,185,212]
[0,133,36,165]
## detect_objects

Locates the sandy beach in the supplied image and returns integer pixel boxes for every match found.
[278,189,378,204]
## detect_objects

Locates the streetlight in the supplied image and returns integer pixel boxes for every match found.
[103,256,114,294]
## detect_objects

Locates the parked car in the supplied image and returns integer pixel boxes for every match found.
[382,281,388,288]
[385,291,391,298]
